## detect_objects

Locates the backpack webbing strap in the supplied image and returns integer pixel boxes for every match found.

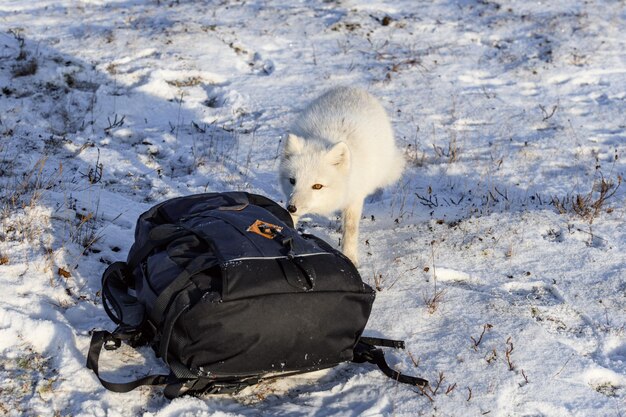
[354,338,429,387]
[158,289,192,361]
[86,330,171,393]
[359,337,405,349]
[150,253,217,325]
[86,330,260,398]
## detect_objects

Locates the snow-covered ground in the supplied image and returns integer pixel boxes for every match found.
[1,1,625,416]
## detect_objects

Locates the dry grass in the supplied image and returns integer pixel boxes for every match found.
[166,76,204,88]
[424,288,445,315]
[404,126,426,167]
[0,153,106,282]
[416,371,457,402]
[423,241,445,314]
[0,345,59,413]
[8,28,38,77]
[552,173,622,223]
[432,133,460,164]
[1,158,63,242]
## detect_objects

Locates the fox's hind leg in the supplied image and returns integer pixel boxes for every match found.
[341,198,363,267]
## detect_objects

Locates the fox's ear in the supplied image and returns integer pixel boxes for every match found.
[284,134,304,157]
[325,142,350,168]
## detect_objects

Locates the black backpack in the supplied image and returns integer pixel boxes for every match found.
[86,192,427,398]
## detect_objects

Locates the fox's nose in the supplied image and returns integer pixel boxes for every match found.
[287,205,297,214]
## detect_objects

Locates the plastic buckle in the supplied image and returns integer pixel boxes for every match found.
[104,336,122,351]
[353,342,377,363]
[391,340,405,349]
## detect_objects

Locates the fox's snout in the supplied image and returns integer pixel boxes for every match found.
[287,204,298,214]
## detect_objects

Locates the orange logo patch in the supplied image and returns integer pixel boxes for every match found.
[247,220,283,239]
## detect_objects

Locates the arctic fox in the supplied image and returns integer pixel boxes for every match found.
[279,87,405,265]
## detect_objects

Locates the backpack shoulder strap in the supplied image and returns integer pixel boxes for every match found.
[354,337,429,387]
[86,330,171,393]
[86,330,258,399]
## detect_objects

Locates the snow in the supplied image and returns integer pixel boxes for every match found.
[0,0,624,416]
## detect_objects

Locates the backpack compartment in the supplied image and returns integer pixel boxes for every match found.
[165,254,375,377]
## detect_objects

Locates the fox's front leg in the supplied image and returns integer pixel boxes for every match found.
[341,200,363,266]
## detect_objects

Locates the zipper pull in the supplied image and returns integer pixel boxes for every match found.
[281,236,295,259]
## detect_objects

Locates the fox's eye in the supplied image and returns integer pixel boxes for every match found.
[289,178,296,185]
[312,184,323,190]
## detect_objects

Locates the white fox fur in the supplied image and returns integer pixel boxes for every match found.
[279,87,405,265]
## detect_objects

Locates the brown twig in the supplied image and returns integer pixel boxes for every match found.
[407,350,421,368]
[417,385,434,402]
[521,369,529,385]
[471,324,493,351]
[432,371,445,395]
[505,337,515,371]
[539,104,558,121]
